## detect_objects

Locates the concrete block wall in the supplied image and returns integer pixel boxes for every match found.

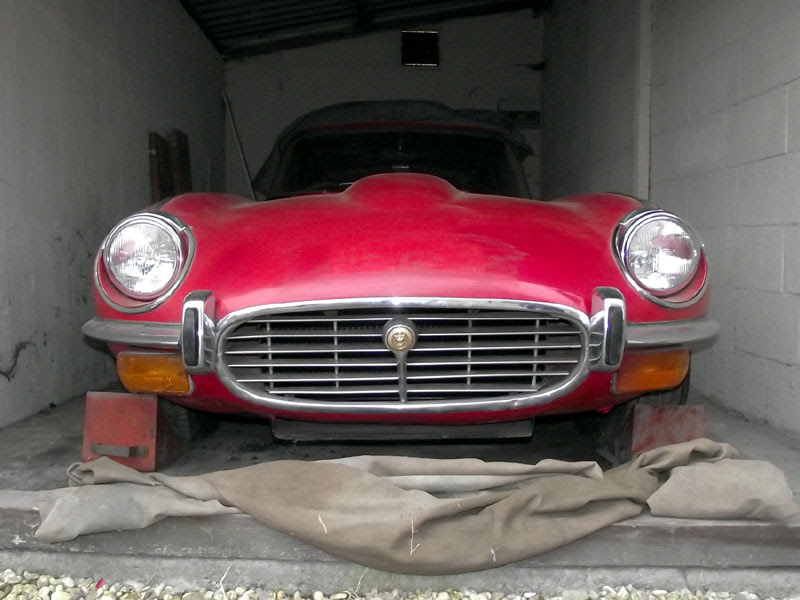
[650,0,800,434]
[0,0,224,428]
[224,10,543,198]
[541,0,645,198]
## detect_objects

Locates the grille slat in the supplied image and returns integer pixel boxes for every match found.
[234,369,572,384]
[227,330,383,340]
[221,304,585,403]
[245,312,565,324]
[226,326,578,340]
[225,355,581,369]
[247,383,545,396]
[225,338,582,355]
[227,358,397,368]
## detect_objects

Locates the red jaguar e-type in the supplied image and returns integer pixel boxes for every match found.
[83,101,717,439]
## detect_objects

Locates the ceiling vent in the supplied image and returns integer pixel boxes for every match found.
[401,30,440,67]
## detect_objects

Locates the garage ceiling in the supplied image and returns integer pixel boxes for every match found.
[180,0,547,59]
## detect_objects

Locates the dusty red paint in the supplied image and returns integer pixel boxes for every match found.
[95,174,708,324]
[92,173,711,423]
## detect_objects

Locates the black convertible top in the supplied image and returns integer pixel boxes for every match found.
[252,100,533,195]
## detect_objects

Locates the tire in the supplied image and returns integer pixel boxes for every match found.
[159,398,219,443]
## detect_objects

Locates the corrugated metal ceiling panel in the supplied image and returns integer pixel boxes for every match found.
[181,0,544,58]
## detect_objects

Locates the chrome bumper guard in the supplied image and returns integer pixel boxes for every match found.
[181,291,216,374]
[588,287,626,372]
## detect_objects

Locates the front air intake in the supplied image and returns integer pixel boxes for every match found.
[219,300,587,407]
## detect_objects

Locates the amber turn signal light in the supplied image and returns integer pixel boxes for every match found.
[614,349,690,394]
[117,352,191,395]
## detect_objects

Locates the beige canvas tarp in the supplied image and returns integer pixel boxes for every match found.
[36,439,797,575]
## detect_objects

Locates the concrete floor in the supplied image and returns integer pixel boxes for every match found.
[0,393,799,594]
[0,395,606,491]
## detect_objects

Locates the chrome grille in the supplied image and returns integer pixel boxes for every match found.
[221,305,585,403]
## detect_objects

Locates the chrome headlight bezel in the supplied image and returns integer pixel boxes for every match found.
[95,212,195,313]
[614,210,707,308]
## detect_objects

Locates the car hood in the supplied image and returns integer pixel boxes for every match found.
[163,174,642,317]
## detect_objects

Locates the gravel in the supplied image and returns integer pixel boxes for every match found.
[1,569,798,600]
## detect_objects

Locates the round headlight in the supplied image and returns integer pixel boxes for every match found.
[103,215,184,300]
[620,212,701,296]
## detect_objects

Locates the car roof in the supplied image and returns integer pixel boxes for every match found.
[252,100,533,195]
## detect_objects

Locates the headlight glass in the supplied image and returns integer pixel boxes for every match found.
[103,215,183,300]
[622,214,701,296]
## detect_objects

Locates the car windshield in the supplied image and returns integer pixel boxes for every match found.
[267,128,531,199]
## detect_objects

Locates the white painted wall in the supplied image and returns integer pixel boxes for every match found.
[0,0,224,428]
[541,0,645,199]
[649,1,800,435]
[224,10,543,198]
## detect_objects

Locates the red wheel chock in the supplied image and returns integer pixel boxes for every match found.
[81,391,183,471]
[605,403,708,464]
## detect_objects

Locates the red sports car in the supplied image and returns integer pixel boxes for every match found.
[83,101,718,439]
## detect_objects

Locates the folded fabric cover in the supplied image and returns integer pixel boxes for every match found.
[36,439,797,575]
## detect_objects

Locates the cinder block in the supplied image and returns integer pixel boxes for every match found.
[683,169,736,228]
[709,285,736,349]
[714,347,767,420]
[731,226,783,292]
[650,129,679,183]
[714,0,764,46]
[737,153,800,225]
[698,227,732,290]
[650,178,686,216]
[734,289,800,364]
[651,74,689,135]
[783,226,800,294]
[675,9,724,71]
[688,48,739,118]
[786,80,800,154]
[727,350,769,420]
[764,359,800,434]
[697,290,736,412]
[740,14,800,102]
[725,88,787,167]
[711,345,733,404]
[690,348,713,396]
[677,113,725,176]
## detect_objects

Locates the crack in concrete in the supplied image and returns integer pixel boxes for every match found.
[0,341,35,382]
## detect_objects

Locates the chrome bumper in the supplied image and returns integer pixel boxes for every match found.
[81,319,181,348]
[82,290,719,414]
[627,318,719,350]
[82,295,720,357]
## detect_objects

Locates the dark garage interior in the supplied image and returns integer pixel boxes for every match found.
[1,0,800,596]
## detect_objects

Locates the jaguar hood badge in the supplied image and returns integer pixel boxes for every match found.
[384,320,417,353]
[383,319,418,403]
